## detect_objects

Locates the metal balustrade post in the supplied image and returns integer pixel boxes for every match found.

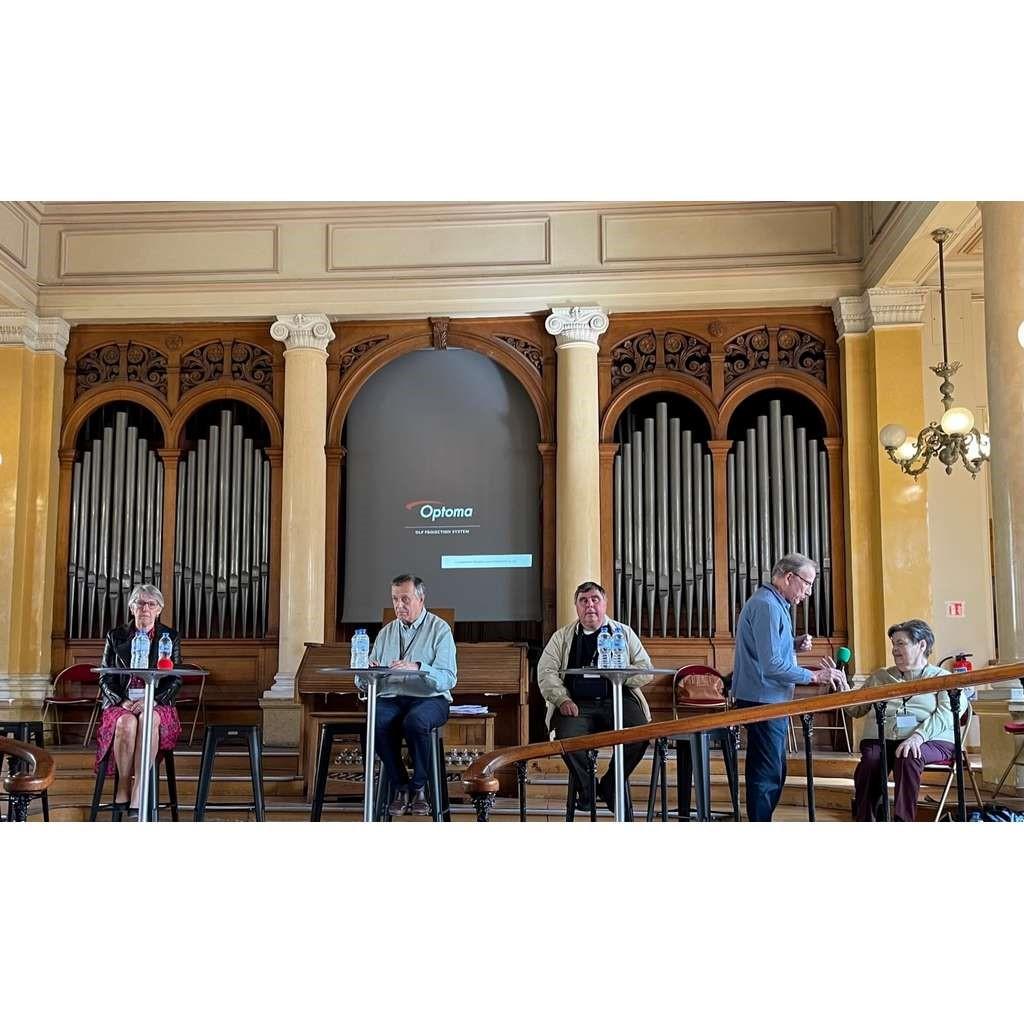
[948,688,967,821]
[10,793,31,822]
[587,748,598,822]
[473,793,495,822]
[801,712,816,822]
[516,761,528,822]
[873,702,891,821]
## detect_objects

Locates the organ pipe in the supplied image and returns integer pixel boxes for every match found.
[66,406,270,641]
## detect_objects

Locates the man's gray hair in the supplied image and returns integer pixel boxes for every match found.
[771,554,818,580]
[391,574,426,600]
[128,583,164,610]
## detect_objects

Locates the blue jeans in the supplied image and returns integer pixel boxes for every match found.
[735,699,788,822]
[374,695,449,790]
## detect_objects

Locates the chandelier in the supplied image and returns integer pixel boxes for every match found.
[879,228,991,479]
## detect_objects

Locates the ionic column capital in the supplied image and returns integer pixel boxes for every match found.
[545,306,609,350]
[271,313,335,353]
[0,311,71,358]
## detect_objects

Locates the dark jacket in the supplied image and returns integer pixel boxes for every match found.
[99,623,183,710]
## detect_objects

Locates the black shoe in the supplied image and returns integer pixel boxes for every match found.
[597,775,616,812]
[388,787,411,816]
[407,786,431,816]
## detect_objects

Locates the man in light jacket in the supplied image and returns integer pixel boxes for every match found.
[537,580,652,812]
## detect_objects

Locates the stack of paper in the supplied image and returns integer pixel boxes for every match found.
[449,704,489,716]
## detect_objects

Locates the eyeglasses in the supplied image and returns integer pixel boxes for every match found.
[134,600,161,610]
[891,639,922,650]
[791,573,815,589]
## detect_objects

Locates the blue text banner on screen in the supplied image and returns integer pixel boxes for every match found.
[441,554,534,569]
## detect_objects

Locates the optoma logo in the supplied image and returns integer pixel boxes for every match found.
[405,499,474,521]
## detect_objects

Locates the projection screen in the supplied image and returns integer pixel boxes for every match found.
[342,348,541,621]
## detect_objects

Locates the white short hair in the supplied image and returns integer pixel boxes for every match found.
[128,584,164,610]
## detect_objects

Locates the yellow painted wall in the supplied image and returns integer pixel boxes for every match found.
[840,323,932,674]
[0,344,64,680]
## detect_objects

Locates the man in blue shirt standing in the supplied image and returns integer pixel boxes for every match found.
[732,554,848,821]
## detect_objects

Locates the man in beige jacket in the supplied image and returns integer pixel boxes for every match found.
[537,581,653,812]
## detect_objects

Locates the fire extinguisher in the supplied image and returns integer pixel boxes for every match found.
[940,652,974,674]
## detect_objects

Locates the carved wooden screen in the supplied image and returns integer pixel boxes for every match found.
[55,324,285,663]
[600,310,845,645]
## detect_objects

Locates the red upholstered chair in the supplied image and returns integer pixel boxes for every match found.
[922,701,984,819]
[991,720,1024,801]
[41,664,100,745]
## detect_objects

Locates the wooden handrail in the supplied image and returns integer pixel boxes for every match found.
[0,737,56,796]
[462,661,1024,796]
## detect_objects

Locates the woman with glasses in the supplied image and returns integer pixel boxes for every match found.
[849,619,954,821]
[95,584,182,817]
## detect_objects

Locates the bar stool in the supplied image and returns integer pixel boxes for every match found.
[565,756,633,820]
[372,726,450,821]
[1,721,50,822]
[991,720,1024,800]
[310,719,367,821]
[89,747,179,821]
[193,724,265,821]
[646,730,740,822]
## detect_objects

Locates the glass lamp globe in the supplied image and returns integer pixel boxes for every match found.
[879,423,907,449]
[940,407,975,436]
[895,439,919,462]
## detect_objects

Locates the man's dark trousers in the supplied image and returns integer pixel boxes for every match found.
[375,695,449,791]
[553,691,648,807]
[735,698,788,821]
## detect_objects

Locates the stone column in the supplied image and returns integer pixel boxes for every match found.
[833,289,932,674]
[262,314,333,745]
[545,306,608,625]
[0,312,70,704]
[980,202,1024,672]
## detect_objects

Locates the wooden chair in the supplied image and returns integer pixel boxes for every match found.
[175,662,208,746]
[41,664,100,746]
[990,719,1024,800]
[923,701,984,819]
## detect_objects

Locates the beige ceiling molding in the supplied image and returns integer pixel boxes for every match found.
[831,294,870,336]
[600,203,839,265]
[57,224,280,279]
[832,287,927,336]
[325,214,550,273]
[0,310,70,356]
[0,202,30,268]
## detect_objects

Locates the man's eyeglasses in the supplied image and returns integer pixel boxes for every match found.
[134,600,161,609]
[791,573,815,590]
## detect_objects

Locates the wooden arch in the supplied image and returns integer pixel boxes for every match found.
[60,385,172,452]
[323,318,555,639]
[600,375,720,442]
[170,382,284,449]
[718,371,840,439]
[326,325,552,447]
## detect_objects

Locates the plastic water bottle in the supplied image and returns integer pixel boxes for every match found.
[157,631,173,670]
[596,626,611,670]
[611,625,627,670]
[131,631,151,669]
[351,628,370,670]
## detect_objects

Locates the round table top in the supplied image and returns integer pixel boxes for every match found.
[557,666,677,678]
[316,666,428,678]
[91,666,206,677]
